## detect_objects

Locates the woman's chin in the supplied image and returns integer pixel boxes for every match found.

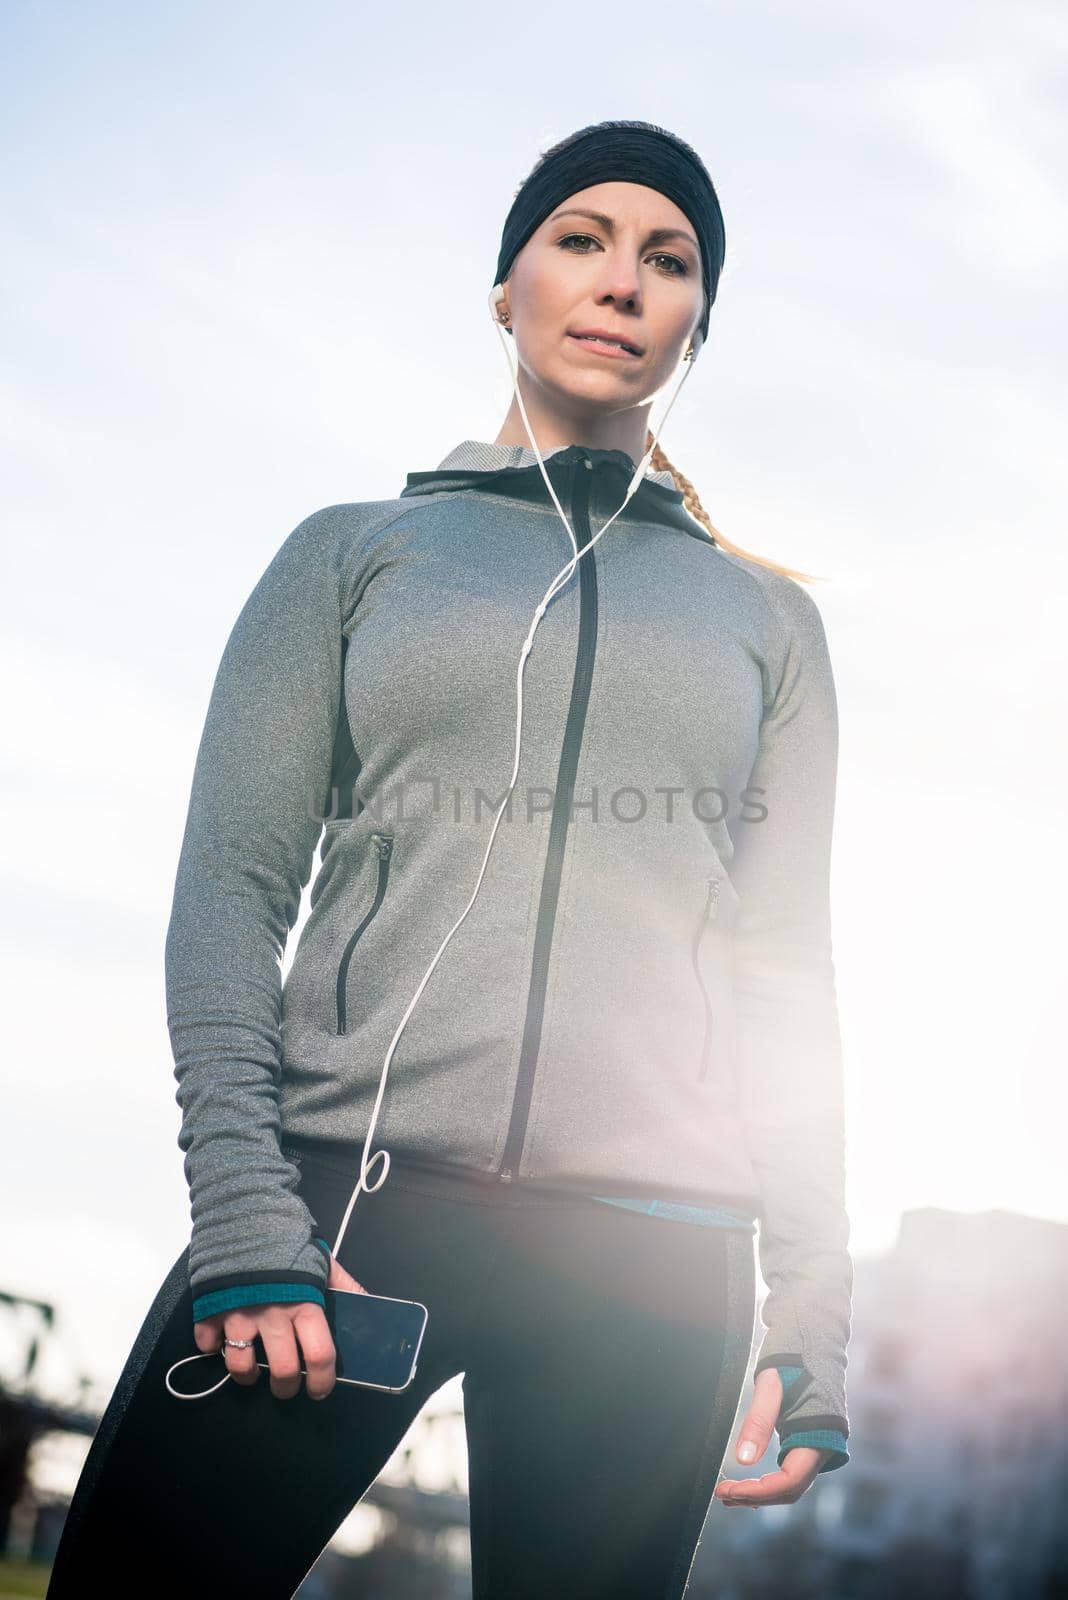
[545,364,648,412]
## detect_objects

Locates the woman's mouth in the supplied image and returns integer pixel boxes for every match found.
[566,333,641,360]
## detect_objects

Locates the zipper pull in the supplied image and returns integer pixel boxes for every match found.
[499,1167,514,1183]
[706,876,721,919]
[372,834,393,858]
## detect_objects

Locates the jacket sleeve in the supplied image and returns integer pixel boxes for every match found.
[191,1238,334,1324]
[773,1366,850,1473]
[164,506,352,1323]
[729,571,854,1466]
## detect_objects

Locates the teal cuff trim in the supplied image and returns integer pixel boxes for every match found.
[778,1431,850,1473]
[772,1366,849,1471]
[776,1363,805,1386]
[192,1282,327,1322]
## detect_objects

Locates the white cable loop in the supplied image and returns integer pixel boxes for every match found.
[166,1353,234,1400]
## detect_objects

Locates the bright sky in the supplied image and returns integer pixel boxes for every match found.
[2,0,1065,1423]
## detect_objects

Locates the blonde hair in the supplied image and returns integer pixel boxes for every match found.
[647,431,817,585]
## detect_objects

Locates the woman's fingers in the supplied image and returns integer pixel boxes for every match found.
[193,1315,225,1353]
[292,1304,338,1400]
[326,1251,369,1295]
[215,1303,339,1400]
[256,1311,304,1400]
[195,1294,349,1399]
[220,1310,261,1388]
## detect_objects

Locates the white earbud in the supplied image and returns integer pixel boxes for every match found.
[490,284,510,328]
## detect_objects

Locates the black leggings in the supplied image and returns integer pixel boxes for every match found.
[46,1147,756,1599]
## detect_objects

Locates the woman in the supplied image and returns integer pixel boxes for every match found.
[47,119,853,1600]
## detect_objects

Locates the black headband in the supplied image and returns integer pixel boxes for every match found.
[493,121,726,346]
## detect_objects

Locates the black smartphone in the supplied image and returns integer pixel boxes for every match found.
[253,1288,429,1393]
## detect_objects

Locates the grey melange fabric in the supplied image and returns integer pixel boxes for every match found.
[164,438,853,1440]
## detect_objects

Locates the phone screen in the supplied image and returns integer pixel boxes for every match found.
[254,1288,429,1392]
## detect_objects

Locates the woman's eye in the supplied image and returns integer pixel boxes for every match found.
[557,235,689,277]
[649,252,689,278]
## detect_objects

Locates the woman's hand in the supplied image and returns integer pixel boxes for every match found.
[713,1367,833,1508]
[192,1251,369,1402]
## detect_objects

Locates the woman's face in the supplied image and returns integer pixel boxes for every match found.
[503,180,706,417]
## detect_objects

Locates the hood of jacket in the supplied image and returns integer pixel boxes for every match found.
[399,438,708,542]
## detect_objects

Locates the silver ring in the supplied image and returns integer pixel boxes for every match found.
[223,1337,256,1350]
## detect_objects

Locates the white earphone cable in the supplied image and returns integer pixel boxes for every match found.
[165,289,698,1400]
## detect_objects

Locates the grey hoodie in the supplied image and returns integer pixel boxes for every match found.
[164,438,853,1443]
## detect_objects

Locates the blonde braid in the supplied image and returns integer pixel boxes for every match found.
[647,433,818,585]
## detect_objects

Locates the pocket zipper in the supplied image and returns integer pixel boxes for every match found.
[335,832,394,1036]
[692,875,722,1083]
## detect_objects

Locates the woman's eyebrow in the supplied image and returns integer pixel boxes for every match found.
[548,207,699,252]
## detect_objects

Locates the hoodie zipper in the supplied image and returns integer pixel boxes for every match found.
[693,876,722,1082]
[498,454,596,1182]
[335,832,394,1035]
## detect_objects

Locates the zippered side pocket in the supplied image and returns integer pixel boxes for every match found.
[692,863,739,1085]
[334,831,394,1036]
[693,875,722,1084]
